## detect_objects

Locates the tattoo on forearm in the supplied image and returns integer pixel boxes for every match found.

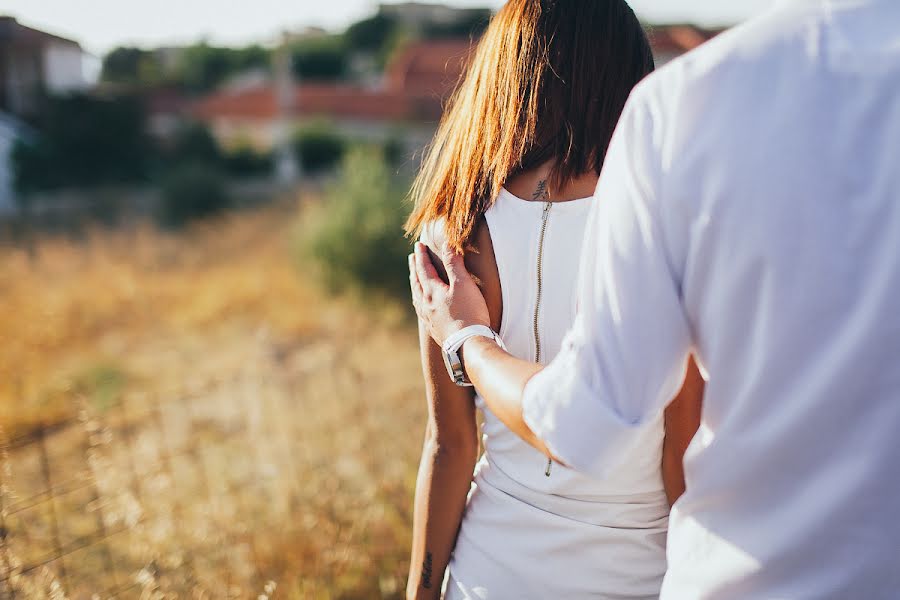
[532,179,549,202]
[421,551,434,589]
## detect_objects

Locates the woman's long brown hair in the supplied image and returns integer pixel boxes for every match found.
[405,0,655,252]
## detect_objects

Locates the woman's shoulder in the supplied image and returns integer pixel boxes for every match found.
[467,219,503,332]
[418,218,451,284]
[419,217,502,331]
[418,217,493,274]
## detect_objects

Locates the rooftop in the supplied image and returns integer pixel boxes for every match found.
[190,24,726,126]
[0,16,82,50]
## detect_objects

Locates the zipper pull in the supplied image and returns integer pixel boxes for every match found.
[545,457,552,477]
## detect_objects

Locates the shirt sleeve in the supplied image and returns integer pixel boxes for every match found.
[522,83,693,478]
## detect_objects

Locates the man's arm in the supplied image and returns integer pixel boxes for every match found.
[410,81,694,477]
[461,334,549,456]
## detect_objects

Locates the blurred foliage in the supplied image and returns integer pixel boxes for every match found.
[101,43,271,93]
[158,163,230,227]
[383,134,407,167]
[13,101,270,207]
[296,146,412,299]
[12,93,150,195]
[101,46,165,86]
[99,8,491,93]
[293,121,347,174]
[345,13,399,53]
[422,9,492,38]
[166,121,222,166]
[176,43,271,93]
[222,145,274,177]
[164,121,273,177]
[291,35,348,80]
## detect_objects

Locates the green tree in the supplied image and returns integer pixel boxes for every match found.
[175,43,272,93]
[423,9,492,38]
[345,13,398,53]
[291,36,347,80]
[293,122,346,173]
[167,122,222,166]
[296,146,412,298]
[101,47,152,85]
[12,93,150,194]
[101,47,171,87]
[158,163,230,227]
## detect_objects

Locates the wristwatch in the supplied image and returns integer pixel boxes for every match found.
[442,325,505,386]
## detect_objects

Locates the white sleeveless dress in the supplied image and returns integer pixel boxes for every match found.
[444,188,670,600]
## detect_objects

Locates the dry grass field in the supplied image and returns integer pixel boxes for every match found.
[0,197,426,598]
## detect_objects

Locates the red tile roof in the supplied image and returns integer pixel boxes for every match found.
[192,39,473,124]
[192,86,278,120]
[190,83,439,122]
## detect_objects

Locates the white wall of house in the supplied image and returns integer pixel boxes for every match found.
[43,42,90,93]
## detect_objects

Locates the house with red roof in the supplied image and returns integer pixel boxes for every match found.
[189,24,724,161]
[190,39,473,155]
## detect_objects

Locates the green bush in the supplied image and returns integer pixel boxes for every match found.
[291,36,347,81]
[222,146,273,177]
[12,92,150,194]
[345,13,398,53]
[175,43,271,93]
[166,121,222,166]
[158,163,229,227]
[297,146,411,299]
[293,123,346,174]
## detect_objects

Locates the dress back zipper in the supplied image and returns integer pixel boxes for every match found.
[534,199,553,477]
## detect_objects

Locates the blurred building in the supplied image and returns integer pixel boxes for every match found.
[190,39,473,155]
[189,23,725,171]
[0,16,94,118]
[0,16,95,212]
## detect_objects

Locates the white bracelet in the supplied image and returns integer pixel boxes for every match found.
[442,325,505,386]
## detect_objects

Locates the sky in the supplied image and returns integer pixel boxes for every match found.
[2,0,777,56]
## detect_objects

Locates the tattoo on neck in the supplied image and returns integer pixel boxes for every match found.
[421,551,434,589]
[532,179,549,202]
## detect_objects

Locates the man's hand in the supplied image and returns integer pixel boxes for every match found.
[409,241,490,346]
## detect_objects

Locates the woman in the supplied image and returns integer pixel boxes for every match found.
[405,1,704,598]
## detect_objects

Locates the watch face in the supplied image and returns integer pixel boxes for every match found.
[443,347,462,383]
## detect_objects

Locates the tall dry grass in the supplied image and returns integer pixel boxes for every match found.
[0,197,426,598]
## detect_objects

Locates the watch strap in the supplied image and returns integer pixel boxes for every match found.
[442,325,505,386]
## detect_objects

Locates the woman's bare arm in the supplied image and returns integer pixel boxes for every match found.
[661,357,704,505]
[407,221,501,600]
[407,321,479,600]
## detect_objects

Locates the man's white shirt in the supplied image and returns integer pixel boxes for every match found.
[522,0,900,597]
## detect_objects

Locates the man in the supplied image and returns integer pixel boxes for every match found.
[408,0,900,597]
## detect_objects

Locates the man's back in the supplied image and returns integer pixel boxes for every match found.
[653,0,900,596]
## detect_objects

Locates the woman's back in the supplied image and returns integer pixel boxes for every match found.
[403,2,683,598]
[474,186,666,496]
[442,182,671,599]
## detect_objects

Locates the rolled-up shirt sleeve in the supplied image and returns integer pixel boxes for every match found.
[522,83,692,478]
